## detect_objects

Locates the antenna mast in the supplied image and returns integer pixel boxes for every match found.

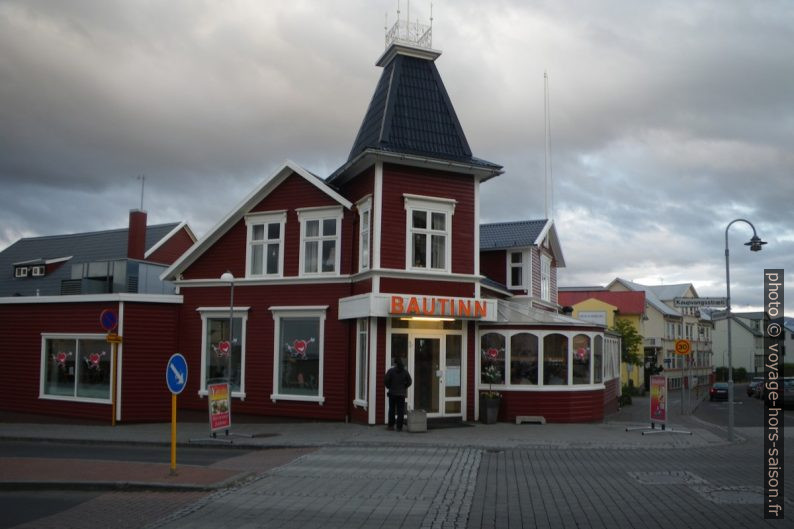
[137,174,146,210]
[543,71,554,220]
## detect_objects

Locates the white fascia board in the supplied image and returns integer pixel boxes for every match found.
[144,222,196,259]
[161,160,350,282]
[0,293,183,304]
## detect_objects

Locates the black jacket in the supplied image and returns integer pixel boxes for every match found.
[384,366,412,397]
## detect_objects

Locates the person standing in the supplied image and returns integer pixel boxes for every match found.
[384,358,412,431]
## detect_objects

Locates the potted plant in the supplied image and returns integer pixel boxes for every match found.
[480,364,502,424]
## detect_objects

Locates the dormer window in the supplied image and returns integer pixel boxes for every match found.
[508,251,528,290]
[14,266,28,278]
[404,195,455,272]
[246,211,286,277]
[32,265,45,277]
[540,254,551,301]
[297,206,343,276]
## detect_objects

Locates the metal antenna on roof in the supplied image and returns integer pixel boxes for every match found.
[136,174,146,210]
[543,71,554,221]
[430,2,433,47]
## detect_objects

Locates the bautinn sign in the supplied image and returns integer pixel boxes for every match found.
[389,295,488,319]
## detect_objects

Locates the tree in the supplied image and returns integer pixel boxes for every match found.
[610,319,643,367]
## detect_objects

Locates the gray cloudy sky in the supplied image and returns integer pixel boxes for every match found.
[1,0,792,314]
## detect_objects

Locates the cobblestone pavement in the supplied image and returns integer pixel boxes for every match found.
[149,446,480,529]
[470,440,793,529]
[142,437,792,529]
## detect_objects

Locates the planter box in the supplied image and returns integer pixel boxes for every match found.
[479,396,501,424]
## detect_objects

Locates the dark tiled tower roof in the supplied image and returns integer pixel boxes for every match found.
[347,47,500,171]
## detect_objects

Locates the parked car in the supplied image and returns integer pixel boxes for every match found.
[747,377,764,397]
[709,382,729,401]
[781,378,793,408]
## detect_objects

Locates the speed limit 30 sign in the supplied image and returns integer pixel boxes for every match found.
[674,339,691,356]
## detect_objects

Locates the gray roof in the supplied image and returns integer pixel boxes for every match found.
[0,223,179,297]
[480,220,548,250]
[345,52,501,171]
[645,283,696,301]
[610,278,681,317]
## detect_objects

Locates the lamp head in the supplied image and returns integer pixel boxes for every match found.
[745,235,767,252]
[220,271,234,282]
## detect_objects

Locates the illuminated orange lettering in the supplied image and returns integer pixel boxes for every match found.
[475,300,487,318]
[439,298,449,315]
[458,299,472,317]
[390,296,405,314]
[406,297,420,315]
[422,297,436,315]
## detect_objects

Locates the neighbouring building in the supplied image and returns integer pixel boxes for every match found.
[606,279,715,391]
[710,311,765,376]
[0,211,195,422]
[558,288,646,388]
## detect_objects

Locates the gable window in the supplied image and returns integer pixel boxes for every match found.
[508,251,526,289]
[404,195,455,272]
[540,254,551,301]
[199,308,248,397]
[15,266,28,278]
[246,212,286,277]
[355,318,368,405]
[41,335,111,402]
[358,198,371,272]
[271,307,326,403]
[298,207,343,276]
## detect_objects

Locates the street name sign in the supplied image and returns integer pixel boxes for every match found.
[673,297,727,308]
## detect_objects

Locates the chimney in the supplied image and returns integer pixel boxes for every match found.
[127,209,147,260]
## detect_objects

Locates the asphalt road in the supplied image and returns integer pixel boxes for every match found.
[694,383,794,428]
[0,439,252,466]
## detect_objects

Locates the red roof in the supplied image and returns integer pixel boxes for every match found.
[558,290,646,315]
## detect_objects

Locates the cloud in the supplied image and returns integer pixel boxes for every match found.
[0,0,792,313]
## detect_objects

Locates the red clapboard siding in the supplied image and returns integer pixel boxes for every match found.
[351,279,372,296]
[379,278,475,298]
[340,168,375,273]
[603,377,619,415]
[380,164,475,274]
[184,171,353,280]
[120,302,181,422]
[500,389,606,423]
[177,283,354,421]
[479,250,506,287]
[0,302,118,421]
[147,227,195,265]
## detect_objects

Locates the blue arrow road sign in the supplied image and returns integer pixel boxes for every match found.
[166,354,188,395]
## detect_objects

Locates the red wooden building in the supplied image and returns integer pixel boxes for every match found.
[162,34,620,425]
[0,211,195,422]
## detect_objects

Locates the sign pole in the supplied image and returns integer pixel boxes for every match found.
[170,392,177,475]
[111,342,118,427]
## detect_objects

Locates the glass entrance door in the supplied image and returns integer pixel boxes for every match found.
[414,337,440,414]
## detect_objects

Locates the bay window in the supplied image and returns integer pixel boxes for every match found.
[41,335,111,402]
[572,334,591,384]
[298,207,342,275]
[358,198,371,272]
[271,307,326,403]
[246,212,286,277]
[543,334,568,385]
[404,195,455,272]
[480,333,505,385]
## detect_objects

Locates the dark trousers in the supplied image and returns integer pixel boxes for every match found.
[388,395,406,430]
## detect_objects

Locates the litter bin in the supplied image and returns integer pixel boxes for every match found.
[406,409,427,433]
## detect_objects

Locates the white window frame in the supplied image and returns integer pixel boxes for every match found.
[245,211,286,278]
[31,265,45,277]
[354,317,369,407]
[198,307,250,399]
[15,267,28,278]
[270,306,328,404]
[297,206,343,276]
[39,333,112,404]
[404,194,456,273]
[540,254,551,301]
[358,197,372,273]
[507,250,530,290]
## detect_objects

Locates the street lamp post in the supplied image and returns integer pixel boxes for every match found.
[724,219,766,442]
[220,271,235,384]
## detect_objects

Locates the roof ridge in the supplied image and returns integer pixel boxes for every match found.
[481,219,548,227]
[17,222,180,242]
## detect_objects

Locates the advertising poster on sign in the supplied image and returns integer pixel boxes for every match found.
[208,382,231,432]
[650,375,667,424]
